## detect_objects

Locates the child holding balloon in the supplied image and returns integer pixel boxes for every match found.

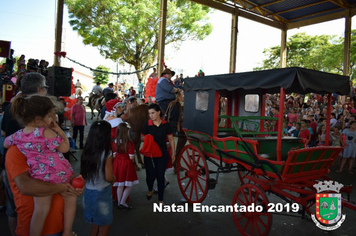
[4,95,77,236]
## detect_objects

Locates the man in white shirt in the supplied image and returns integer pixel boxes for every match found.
[91,82,103,96]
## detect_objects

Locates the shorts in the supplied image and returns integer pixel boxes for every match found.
[83,184,113,226]
[343,146,356,158]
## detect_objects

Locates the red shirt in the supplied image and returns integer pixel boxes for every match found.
[71,103,86,126]
[299,129,310,139]
[310,121,317,140]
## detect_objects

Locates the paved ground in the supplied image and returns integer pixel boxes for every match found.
[1,105,356,236]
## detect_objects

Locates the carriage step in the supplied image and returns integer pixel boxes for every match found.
[208,178,217,189]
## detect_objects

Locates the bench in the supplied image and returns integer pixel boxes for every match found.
[218,115,280,137]
[281,146,343,182]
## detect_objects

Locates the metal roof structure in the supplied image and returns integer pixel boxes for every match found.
[190,0,356,29]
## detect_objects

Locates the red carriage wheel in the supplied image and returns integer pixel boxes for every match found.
[232,184,272,236]
[176,145,209,203]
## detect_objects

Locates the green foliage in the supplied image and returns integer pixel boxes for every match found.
[92,65,110,85]
[0,56,20,71]
[254,31,356,81]
[65,0,213,80]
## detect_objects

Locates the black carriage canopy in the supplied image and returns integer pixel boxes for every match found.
[184,67,350,95]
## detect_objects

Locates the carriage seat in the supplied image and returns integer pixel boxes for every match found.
[187,133,211,142]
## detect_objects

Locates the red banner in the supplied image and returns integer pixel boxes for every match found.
[0,40,11,58]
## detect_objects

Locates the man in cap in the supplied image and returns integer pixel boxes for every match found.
[156,68,180,134]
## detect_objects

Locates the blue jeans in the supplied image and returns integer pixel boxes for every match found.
[3,169,16,217]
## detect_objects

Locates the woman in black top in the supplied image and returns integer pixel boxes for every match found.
[141,104,175,204]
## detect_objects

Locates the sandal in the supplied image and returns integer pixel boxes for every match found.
[349,171,354,174]
[336,170,342,173]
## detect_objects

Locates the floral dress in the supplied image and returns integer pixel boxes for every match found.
[5,127,73,183]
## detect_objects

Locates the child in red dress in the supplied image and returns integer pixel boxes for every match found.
[113,123,139,209]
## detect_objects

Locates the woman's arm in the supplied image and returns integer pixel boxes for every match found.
[167,134,175,162]
[105,155,116,184]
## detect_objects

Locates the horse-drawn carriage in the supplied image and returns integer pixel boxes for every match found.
[176,67,356,235]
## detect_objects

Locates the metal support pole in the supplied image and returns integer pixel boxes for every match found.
[343,9,351,76]
[157,0,167,76]
[229,8,238,73]
[54,0,64,67]
[280,29,287,68]
[277,87,285,161]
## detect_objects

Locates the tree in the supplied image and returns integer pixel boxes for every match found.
[92,65,110,85]
[65,0,213,81]
[254,31,356,81]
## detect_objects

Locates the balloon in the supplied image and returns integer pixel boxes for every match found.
[72,176,85,189]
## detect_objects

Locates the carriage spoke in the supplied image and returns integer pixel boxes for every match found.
[195,154,202,168]
[236,197,246,206]
[183,179,192,193]
[194,180,199,200]
[254,219,261,235]
[241,189,248,205]
[253,190,259,205]
[255,215,268,229]
[189,180,194,200]
[196,178,205,193]
[182,157,190,169]
[179,176,188,181]
[248,188,253,203]
[243,218,251,231]
[197,175,206,181]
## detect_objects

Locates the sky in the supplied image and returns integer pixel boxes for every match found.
[1,0,355,86]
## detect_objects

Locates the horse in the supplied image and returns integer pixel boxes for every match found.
[123,91,186,170]
[121,104,149,170]
[75,87,82,98]
[87,93,102,120]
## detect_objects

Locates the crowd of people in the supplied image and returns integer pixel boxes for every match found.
[0,62,184,235]
[263,91,356,174]
[2,52,354,235]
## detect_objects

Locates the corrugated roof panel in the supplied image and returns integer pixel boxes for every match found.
[249,0,323,13]
[232,0,356,24]
[289,8,345,22]
[278,1,340,21]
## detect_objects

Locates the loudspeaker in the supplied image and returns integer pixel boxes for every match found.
[47,66,72,97]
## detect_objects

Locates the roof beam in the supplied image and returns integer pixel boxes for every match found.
[328,0,353,9]
[287,8,356,29]
[259,0,285,8]
[290,7,341,22]
[189,0,235,14]
[235,0,289,23]
[189,0,286,29]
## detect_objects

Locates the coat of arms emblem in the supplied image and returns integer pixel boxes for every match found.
[311,180,346,230]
